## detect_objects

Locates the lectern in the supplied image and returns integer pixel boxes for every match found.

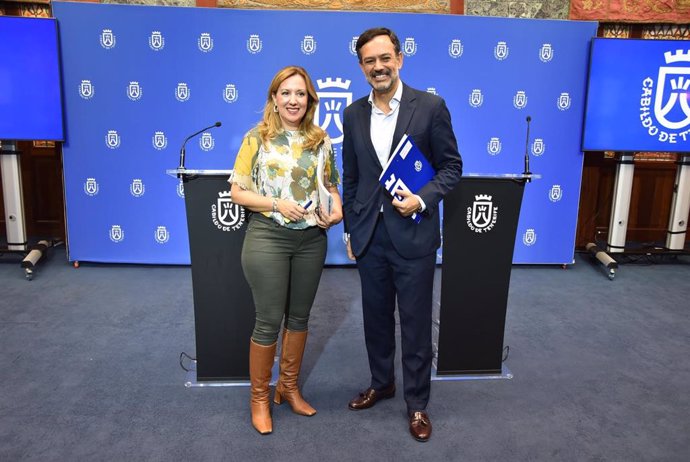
[169,169,254,383]
[437,174,533,376]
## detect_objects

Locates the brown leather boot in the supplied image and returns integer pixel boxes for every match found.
[249,339,277,434]
[273,329,316,416]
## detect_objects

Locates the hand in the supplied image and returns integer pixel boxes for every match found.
[391,189,421,217]
[277,199,307,222]
[346,239,355,261]
[315,203,343,230]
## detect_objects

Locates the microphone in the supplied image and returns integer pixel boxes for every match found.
[523,115,532,182]
[178,121,222,175]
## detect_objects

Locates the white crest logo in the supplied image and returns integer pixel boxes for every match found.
[532,138,546,156]
[127,81,142,101]
[149,31,165,51]
[550,185,562,202]
[494,41,509,60]
[316,78,352,144]
[155,226,169,244]
[466,194,498,233]
[513,91,528,109]
[130,179,145,197]
[540,43,554,62]
[301,35,316,55]
[426,88,438,95]
[152,131,167,150]
[223,84,238,103]
[105,130,121,149]
[557,92,571,111]
[100,29,115,49]
[403,37,417,57]
[177,181,185,198]
[414,160,423,172]
[640,50,690,145]
[469,89,484,108]
[449,39,463,59]
[349,36,359,56]
[487,137,502,155]
[247,34,262,54]
[523,228,537,246]
[110,225,124,243]
[175,83,190,102]
[79,80,94,99]
[200,132,215,151]
[198,33,213,52]
[212,191,246,231]
[84,178,99,196]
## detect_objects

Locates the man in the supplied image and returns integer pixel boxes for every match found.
[341,27,463,442]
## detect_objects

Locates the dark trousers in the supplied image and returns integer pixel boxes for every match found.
[356,215,436,413]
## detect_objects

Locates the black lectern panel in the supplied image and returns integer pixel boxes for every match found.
[182,173,253,380]
[438,177,526,375]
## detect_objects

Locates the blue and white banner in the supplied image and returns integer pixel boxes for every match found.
[53,1,597,264]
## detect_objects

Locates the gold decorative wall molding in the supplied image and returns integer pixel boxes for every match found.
[218,0,450,13]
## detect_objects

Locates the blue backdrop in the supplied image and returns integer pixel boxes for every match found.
[53,1,597,265]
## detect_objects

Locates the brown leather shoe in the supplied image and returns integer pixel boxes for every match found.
[409,411,432,442]
[348,384,395,410]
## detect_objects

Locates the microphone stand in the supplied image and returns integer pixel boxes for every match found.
[177,121,222,178]
[523,115,532,183]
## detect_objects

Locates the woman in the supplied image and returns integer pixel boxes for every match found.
[230,66,343,435]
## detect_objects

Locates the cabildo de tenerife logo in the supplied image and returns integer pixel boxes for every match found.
[640,49,690,145]
[105,130,121,149]
[198,33,213,52]
[466,194,498,233]
[127,81,142,101]
[301,35,317,55]
[130,179,145,198]
[531,138,546,156]
[79,80,94,100]
[199,132,215,151]
[550,184,563,202]
[212,191,245,232]
[513,90,528,109]
[487,137,502,155]
[149,31,165,51]
[539,43,554,63]
[155,226,170,244]
[175,83,190,102]
[223,84,238,104]
[247,34,263,54]
[494,41,509,60]
[449,39,463,59]
[177,181,185,198]
[469,89,484,108]
[426,88,438,95]
[557,92,571,111]
[315,78,352,144]
[84,178,99,196]
[402,37,417,57]
[523,228,537,246]
[349,36,359,56]
[100,29,115,49]
[110,225,124,243]
[152,131,168,150]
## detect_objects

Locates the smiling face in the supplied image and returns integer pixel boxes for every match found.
[358,34,403,97]
[272,74,308,131]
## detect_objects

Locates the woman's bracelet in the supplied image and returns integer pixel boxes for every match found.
[272,198,278,213]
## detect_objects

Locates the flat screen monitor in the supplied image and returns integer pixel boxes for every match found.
[0,16,64,141]
[582,38,690,153]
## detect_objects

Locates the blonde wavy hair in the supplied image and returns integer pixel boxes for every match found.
[258,66,327,152]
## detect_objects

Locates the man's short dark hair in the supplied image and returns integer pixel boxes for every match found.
[355,27,401,63]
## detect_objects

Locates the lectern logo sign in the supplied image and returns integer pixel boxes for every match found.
[198,33,213,52]
[640,50,690,145]
[155,226,170,244]
[110,225,124,243]
[539,44,553,62]
[550,185,563,202]
[100,29,115,49]
[316,78,352,144]
[79,80,94,99]
[466,194,498,233]
[301,35,316,55]
[449,39,463,59]
[130,179,145,197]
[523,228,537,246]
[487,137,501,155]
[211,191,245,232]
[84,178,99,196]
